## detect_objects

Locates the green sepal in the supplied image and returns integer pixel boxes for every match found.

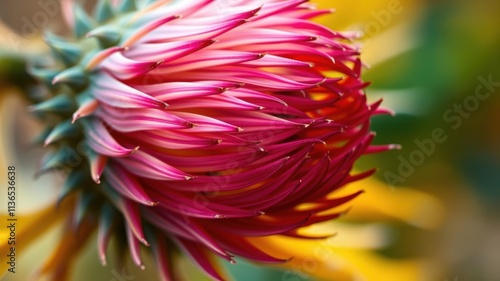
[57,169,87,205]
[118,0,137,13]
[31,127,53,146]
[52,66,88,88]
[44,119,81,146]
[86,25,122,47]
[28,66,60,87]
[28,94,75,114]
[73,191,96,229]
[74,5,96,38]
[94,0,114,23]
[36,146,77,177]
[46,38,83,66]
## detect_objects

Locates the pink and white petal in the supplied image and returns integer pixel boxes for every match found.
[96,106,193,132]
[85,119,138,157]
[100,52,164,80]
[105,163,158,206]
[215,28,317,48]
[117,150,192,181]
[119,197,150,247]
[128,130,222,150]
[155,50,265,74]
[172,112,241,133]
[94,73,167,109]
[125,39,216,62]
[166,95,262,111]
[142,19,249,43]
[126,224,145,269]
[150,233,175,281]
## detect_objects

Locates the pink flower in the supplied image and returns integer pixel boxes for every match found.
[29,0,396,279]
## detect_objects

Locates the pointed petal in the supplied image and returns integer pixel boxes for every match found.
[57,169,86,205]
[44,120,79,146]
[88,150,107,184]
[28,95,75,115]
[126,223,145,269]
[104,187,150,247]
[93,73,167,109]
[149,233,175,281]
[100,52,164,80]
[97,204,116,266]
[174,238,227,281]
[74,5,95,38]
[117,150,192,181]
[105,163,158,206]
[72,99,99,123]
[94,0,114,23]
[52,66,87,87]
[125,39,216,62]
[83,118,139,157]
[127,130,221,150]
[96,106,193,132]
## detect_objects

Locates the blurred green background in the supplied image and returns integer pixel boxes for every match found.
[1,0,500,280]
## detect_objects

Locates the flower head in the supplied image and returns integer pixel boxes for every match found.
[28,0,395,279]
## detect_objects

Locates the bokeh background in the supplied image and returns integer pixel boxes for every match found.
[1,0,500,280]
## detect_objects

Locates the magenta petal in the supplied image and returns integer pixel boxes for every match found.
[126,223,145,269]
[207,213,309,237]
[143,19,249,42]
[255,0,309,20]
[212,234,289,263]
[217,111,308,133]
[179,6,261,26]
[145,210,193,239]
[125,39,216,62]
[172,111,241,133]
[119,198,149,247]
[147,211,232,260]
[33,0,393,277]
[151,189,259,219]
[248,17,345,39]
[157,156,290,192]
[154,148,267,173]
[97,205,115,266]
[122,14,181,47]
[137,81,226,101]
[89,152,107,184]
[128,130,222,150]
[72,99,99,123]
[173,238,227,281]
[215,28,317,48]
[100,52,164,80]
[117,150,192,181]
[150,233,175,281]
[155,50,266,75]
[85,119,139,157]
[242,53,313,68]
[96,106,193,132]
[105,163,158,206]
[137,0,216,25]
[163,66,324,90]
[166,94,263,111]
[94,73,167,109]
